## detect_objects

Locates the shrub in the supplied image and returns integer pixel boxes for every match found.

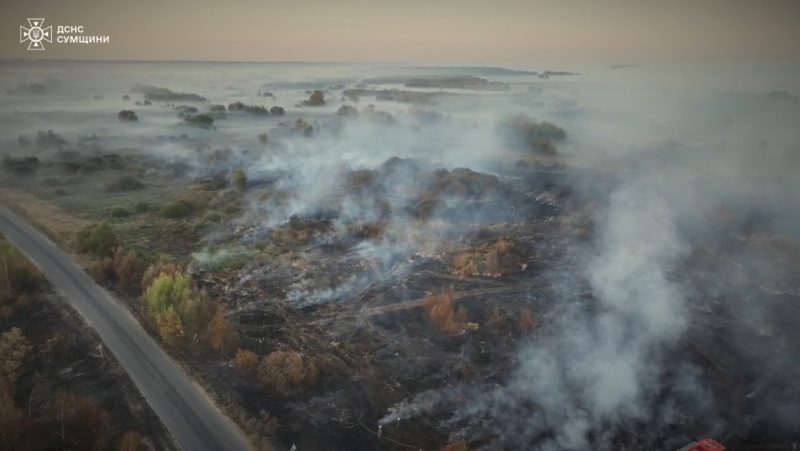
[160,200,194,219]
[106,175,145,192]
[0,236,41,299]
[244,104,269,115]
[130,84,206,102]
[113,247,144,294]
[110,207,130,218]
[0,373,21,431]
[140,257,181,292]
[232,168,247,191]
[183,114,214,128]
[206,307,237,353]
[134,201,150,213]
[75,223,117,257]
[145,273,191,345]
[89,257,116,283]
[362,105,395,124]
[2,156,40,176]
[302,90,325,106]
[518,307,535,331]
[258,133,269,145]
[35,129,67,149]
[441,443,469,451]
[48,394,113,450]
[423,289,469,336]
[228,102,269,115]
[144,272,192,315]
[233,349,259,376]
[175,105,198,116]
[337,105,358,117]
[499,113,566,155]
[0,327,32,384]
[203,211,223,223]
[257,350,319,396]
[143,270,215,345]
[294,118,313,136]
[118,431,144,451]
[117,110,138,122]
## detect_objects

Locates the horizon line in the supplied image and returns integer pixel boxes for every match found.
[0,57,546,70]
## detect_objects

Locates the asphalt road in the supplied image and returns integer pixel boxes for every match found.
[0,205,251,451]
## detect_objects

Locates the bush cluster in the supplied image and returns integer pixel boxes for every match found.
[499,113,566,155]
[302,90,325,106]
[117,110,138,122]
[142,267,235,351]
[105,175,145,192]
[75,223,118,257]
[183,113,214,128]
[160,200,194,219]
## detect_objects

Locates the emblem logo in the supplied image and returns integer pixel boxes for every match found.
[20,18,52,51]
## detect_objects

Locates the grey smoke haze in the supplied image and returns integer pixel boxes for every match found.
[2,60,799,449]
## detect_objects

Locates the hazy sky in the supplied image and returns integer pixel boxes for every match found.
[2,0,799,65]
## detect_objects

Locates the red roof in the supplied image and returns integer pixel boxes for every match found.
[689,438,726,451]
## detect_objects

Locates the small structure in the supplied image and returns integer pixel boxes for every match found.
[677,438,725,451]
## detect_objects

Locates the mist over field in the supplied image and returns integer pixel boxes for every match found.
[2,59,799,450]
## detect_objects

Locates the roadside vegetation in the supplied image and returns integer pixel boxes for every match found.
[0,234,172,450]
[136,257,236,353]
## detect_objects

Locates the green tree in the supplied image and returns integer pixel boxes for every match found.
[143,271,214,345]
[145,272,192,315]
[155,306,186,346]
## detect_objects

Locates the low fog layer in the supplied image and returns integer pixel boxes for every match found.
[2,60,799,449]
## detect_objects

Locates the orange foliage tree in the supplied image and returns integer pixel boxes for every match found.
[113,247,144,294]
[206,307,237,354]
[49,393,113,451]
[423,289,469,336]
[257,350,319,396]
[118,431,144,451]
[233,349,259,377]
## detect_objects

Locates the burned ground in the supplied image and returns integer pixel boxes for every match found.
[3,136,798,450]
[1,62,798,451]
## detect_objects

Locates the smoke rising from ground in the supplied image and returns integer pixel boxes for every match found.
[2,60,799,449]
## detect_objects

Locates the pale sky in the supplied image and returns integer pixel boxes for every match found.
[2,0,799,65]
